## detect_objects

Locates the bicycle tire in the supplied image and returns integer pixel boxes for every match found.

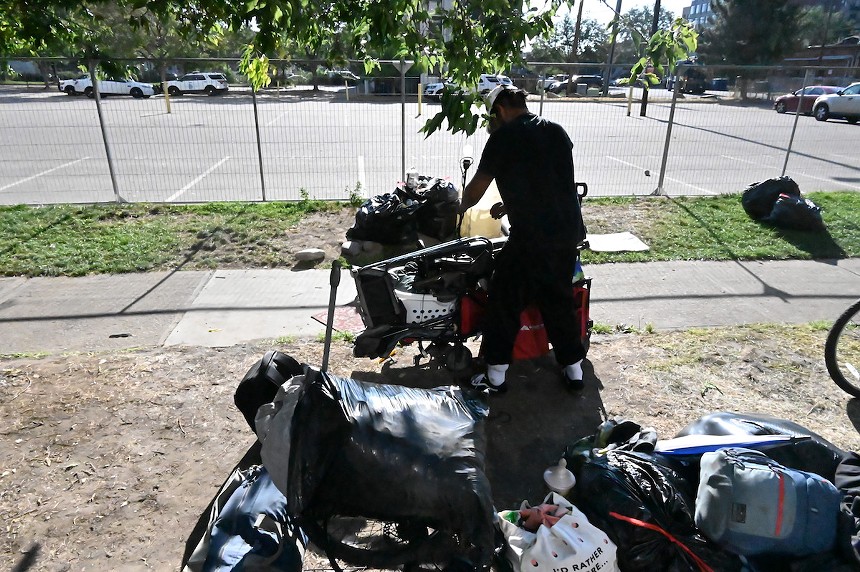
[825,298,860,398]
[301,514,459,569]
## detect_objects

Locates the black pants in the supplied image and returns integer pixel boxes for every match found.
[481,240,585,367]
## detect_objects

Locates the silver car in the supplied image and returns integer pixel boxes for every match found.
[813,82,860,124]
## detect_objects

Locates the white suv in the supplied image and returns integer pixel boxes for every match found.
[72,76,155,98]
[166,72,229,96]
[813,82,860,124]
[477,73,513,95]
[58,74,88,95]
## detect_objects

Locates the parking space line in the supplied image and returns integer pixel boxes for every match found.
[722,154,860,190]
[0,157,90,191]
[606,155,647,171]
[609,155,714,194]
[663,176,716,194]
[166,156,231,202]
[265,111,288,127]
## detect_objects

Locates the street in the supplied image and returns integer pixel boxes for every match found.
[0,85,858,205]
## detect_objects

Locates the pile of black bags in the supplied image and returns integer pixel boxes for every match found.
[346,176,460,244]
[741,176,825,231]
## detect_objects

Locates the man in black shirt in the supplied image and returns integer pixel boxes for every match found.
[460,85,587,393]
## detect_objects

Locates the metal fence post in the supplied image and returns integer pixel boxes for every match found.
[782,68,811,177]
[655,72,682,195]
[89,59,122,203]
[251,88,267,201]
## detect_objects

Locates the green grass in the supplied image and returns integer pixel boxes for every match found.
[0,200,343,277]
[580,192,860,264]
[0,192,858,277]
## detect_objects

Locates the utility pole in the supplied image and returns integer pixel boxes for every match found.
[603,0,623,97]
[639,0,661,116]
[565,0,586,96]
[818,0,835,67]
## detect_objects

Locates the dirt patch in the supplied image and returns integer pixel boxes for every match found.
[2,324,859,571]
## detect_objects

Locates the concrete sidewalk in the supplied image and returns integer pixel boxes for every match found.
[0,258,858,355]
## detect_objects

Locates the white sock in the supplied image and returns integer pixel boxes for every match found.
[487,363,509,386]
[564,360,583,381]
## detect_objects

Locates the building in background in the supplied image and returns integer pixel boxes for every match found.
[682,0,714,28]
[683,0,859,29]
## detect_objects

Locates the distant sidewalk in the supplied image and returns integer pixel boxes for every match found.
[0,258,858,355]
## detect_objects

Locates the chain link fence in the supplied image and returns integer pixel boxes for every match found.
[1,58,858,205]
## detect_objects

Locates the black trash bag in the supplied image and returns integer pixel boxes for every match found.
[573,450,743,572]
[234,350,304,432]
[832,452,860,568]
[258,367,496,568]
[675,411,845,482]
[346,189,424,244]
[409,177,460,240]
[741,176,800,220]
[762,193,825,232]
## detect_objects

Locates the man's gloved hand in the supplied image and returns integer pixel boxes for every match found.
[490,202,507,219]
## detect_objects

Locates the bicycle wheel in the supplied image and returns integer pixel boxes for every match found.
[825,298,860,398]
[301,514,461,570]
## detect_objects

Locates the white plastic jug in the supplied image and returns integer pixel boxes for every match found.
[462,180,504,239]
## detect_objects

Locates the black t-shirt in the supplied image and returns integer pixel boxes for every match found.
[477,112,585,246]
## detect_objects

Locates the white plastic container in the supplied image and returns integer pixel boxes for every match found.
[394,289,456,324]
[543,458,576,496]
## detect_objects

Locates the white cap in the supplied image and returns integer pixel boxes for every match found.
[485,84,523,110]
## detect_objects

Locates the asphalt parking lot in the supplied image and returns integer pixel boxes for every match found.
[0,85,858,205]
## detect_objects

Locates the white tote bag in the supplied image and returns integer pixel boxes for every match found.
[498,492,620,572]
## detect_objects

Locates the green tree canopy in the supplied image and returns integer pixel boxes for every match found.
[528,14,609,63]
[698,0,805,65]
[0,0,695,133]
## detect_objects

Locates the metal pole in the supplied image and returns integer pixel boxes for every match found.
[321,260,341,372]
[251,89,267,201]
[782,68,811,177]
[401,59,407,181]
[89,60,122,203]
[639,0,661,116]
[539,80,545,116]
[655,70,681,195]
[603,0,623,97]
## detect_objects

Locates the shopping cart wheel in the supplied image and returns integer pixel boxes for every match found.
[445,345,472,372]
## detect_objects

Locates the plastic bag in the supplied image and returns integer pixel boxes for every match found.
[741,177,800,220]
[413,178,460,240]
[762,193,825,231]
[256,367,496,567]
[497,492,620,572]
[573,450,743,572]
[182,465,305,572]
[346,189,423,244]
[675,411,845,482]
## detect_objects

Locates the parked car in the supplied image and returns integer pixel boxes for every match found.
[548,74,603,94]
[477,73,512,95]
[666,66,707,94]
[773,85,842,114]
[813,82,860,123]
[423,80,458,101]
[58,74,88,95]
[165,71,229,96]
[539,74,568,90]
[73,76,155,98]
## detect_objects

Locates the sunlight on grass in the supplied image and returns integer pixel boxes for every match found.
[1,192,858,277]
